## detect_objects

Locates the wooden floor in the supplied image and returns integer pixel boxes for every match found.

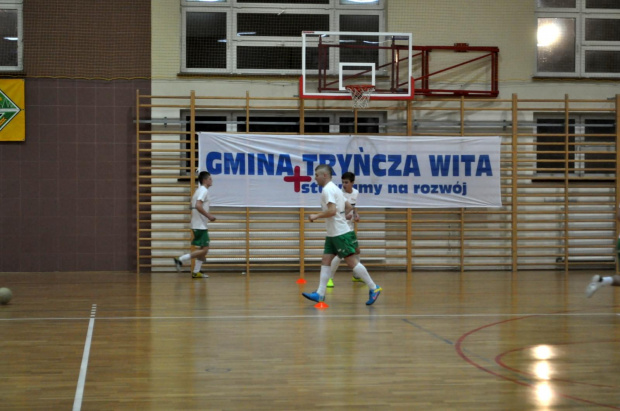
[1,269,620,410]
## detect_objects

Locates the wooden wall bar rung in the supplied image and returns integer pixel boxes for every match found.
[136,92,620,274]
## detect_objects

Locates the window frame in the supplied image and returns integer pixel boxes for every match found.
[182,0,384,8]
[582,45,620,76]
[0,1,23,72]
[582,14,620,45]
[182,7,232,74]
[181,0,385,74]
[534,113,616,179]
[337,9,385,31]
[232,8,332,75]
[535,0,620,78]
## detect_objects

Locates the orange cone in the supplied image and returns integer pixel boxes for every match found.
[296,278,307,284]
[314,302,329,309]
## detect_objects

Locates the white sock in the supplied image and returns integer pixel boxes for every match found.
[352,263,376,290]
[330,256,341,278]
[317,265,331,296]
[602,276,613,285]
[194,260,203,273]
[179,254,191,263]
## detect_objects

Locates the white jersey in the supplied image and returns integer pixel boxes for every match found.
[191,185,210,230]
[343,188,359,231]
[321,181,351,237]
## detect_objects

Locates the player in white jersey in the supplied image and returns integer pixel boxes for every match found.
[174,171,217,278]
[327,172,363,287]
[302,165,382,306]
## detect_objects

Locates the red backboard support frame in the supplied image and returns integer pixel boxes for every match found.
[413,44,499,97]
[300,41,499,100]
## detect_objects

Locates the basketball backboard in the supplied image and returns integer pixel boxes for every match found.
[300,31,413,101]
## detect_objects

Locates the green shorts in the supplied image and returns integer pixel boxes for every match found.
[191,229,210,247]
[323,231,359,259]
[617,237,620,260]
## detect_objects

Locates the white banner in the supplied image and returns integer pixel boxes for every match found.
[198,133,502,208]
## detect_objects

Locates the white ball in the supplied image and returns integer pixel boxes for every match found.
[0,287,12,305]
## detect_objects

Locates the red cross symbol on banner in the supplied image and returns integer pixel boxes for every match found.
[283,166,312,192]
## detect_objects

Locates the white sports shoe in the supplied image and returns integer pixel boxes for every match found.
[585,275,603,298]
[173,258,182,272]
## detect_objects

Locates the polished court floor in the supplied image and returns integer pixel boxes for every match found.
[1,269,619,410]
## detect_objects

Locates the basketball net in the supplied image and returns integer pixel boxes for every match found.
[345,84,375,109]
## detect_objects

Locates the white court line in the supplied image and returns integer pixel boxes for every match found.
[1,312,619,322]
[73,304,97,411]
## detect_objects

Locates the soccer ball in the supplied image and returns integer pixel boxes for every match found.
[0,287,13,305]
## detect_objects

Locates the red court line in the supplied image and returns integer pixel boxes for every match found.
[455,315,620,410]
[495,342,619,389]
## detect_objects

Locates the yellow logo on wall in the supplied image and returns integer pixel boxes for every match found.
[0,79,25,142]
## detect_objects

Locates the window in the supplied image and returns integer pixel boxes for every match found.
[0,1,22,71]
[181,0,384,74]
[535,115,616,178]
[536,0,620,77]
[340,116,380,133]
[236,115,331,133]
[183,115,229,177]
[182,111,385,174]
[185,111,384,134]
[238,0,330,4]
[185,12,227,69]
[536,118,576,173]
